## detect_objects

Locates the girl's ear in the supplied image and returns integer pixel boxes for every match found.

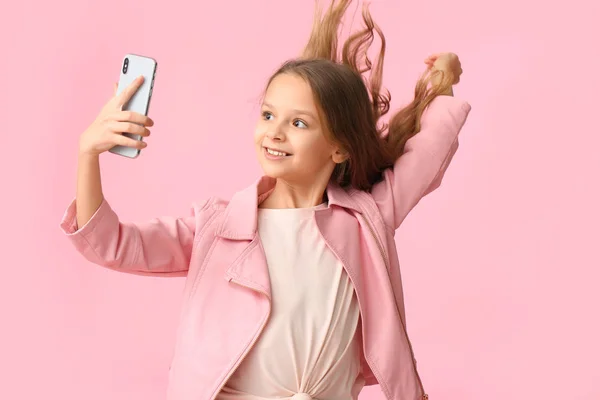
[332,148,349,164]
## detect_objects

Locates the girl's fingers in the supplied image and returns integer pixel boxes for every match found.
[112,134,148,149]
[115,75,145,108]
[110,110,154,127]
[108,121,151,137]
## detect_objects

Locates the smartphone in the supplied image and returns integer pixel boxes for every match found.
[109,53,157,159]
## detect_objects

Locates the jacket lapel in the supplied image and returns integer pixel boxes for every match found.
[317,183,364,282]
[214,176,365,300]
[215,177,275,299]
[223,236,271,298]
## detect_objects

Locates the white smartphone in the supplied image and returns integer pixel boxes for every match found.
[109,53,157,159]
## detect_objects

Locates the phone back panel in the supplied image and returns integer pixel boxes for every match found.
[109,54,157,158]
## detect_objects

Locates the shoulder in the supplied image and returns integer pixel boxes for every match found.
[191,195,232,216]
[188,196,230,228]
[193,196,229,212]
[342,187,391,233]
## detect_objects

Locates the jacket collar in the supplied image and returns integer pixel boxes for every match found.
[216,176,361,240]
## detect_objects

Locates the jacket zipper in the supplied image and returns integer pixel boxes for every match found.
[208,275,272,400]
[356,202,428,400]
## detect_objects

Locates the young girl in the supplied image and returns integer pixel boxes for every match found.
[61,1,470,400]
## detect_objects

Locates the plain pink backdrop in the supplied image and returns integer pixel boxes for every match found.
[1,0,599,399]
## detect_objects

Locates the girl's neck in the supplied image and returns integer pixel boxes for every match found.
[259,178,328,209]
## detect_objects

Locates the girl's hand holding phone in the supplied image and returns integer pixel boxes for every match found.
[78,75,154,158]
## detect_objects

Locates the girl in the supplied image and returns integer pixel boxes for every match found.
[61,1,470,400]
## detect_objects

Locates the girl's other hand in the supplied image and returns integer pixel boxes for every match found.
[424,52,463,85]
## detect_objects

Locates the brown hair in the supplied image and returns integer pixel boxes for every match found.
[264,0,454,191]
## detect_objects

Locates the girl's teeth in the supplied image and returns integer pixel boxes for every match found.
[267,148,287,156]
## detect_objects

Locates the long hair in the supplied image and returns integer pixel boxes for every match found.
[264,0,454,191]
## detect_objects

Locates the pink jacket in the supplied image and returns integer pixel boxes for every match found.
[60,95,471,400]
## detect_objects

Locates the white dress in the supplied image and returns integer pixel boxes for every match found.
[216,204,365,400]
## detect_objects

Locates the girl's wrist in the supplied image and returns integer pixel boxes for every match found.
[441,86,454,96]
[78,150,100,165]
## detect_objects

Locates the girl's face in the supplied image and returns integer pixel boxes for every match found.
[254,73,344,186]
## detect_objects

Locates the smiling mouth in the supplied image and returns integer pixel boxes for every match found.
[264,147,291,157]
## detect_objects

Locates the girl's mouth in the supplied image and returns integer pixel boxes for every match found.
[264,147,292,159]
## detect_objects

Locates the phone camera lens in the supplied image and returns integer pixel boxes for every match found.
[123,58,129,74]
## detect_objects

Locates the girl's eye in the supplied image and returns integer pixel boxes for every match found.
[262,111,274,120]
[294,119,308,129]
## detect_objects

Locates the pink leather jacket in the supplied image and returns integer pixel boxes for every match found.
[60,96,471,400]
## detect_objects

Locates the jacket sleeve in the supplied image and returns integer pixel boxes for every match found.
[59,197,211,277]
[371,95,471,230]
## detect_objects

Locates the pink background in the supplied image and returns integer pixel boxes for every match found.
[1,0,599,399]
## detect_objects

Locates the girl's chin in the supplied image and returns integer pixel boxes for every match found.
[258,162,292,180]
